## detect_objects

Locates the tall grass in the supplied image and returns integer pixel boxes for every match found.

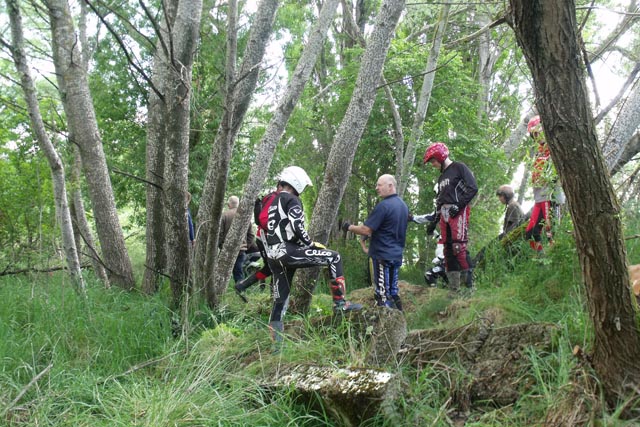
[2,211,638,426]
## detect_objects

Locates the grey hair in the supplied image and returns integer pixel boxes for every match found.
[228,196,239,208]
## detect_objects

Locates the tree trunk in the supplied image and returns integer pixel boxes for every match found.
[46,0,135,289]
[509,0,640,413]
[193,0,279,303]
[7,0,85,294]
[476,9,497,121]
[200,0,238,307]
[501,109,535,158]
[398,2,449,197]
[75,0,107,286]
[161,0,203,309]
[611,133,640,176]
[141,1,178,296]
[603,81,640,173]
[71,146,109,286]
[293,0,406,314]
[141,76,167,295]
[206,0,341,309]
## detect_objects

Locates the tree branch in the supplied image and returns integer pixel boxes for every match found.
[445,14,507,49]
[595,62,640,124]
[82,0,164,101]
[111,167,163,190]
[2,363,53,417]
[138,0,171,58]
[585,1,639,63]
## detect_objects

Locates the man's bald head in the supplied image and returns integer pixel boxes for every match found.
[376,174,397,198]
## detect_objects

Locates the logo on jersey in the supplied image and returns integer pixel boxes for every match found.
[439,178,450,193]
[305,249,331,257]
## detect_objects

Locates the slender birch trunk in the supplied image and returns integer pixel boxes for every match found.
[293,0,406,314]
[46,0,135,289]
[161,0,203,309]
[142,0,178,295]
[398,2,450,197]
[206,0,341,309]
[193,0,279,299]
[7,0,85,293]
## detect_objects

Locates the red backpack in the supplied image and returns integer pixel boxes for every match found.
[254,191,278,231]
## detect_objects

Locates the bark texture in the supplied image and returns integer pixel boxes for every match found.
[603,81,640,173]
[611,133,640,176]
[141,0,177,295]
[200,0,238,306]
[509,0,640,413]
[75,0,107,285]
[71,146,108,285]
[46,0,135,289]
[193,0,279,304]
[161,0,203,309]
[203,0,340,308]
[7,0,85,293]
[294,0,406,314]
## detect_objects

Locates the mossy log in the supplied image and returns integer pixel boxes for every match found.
[272,364,398,427]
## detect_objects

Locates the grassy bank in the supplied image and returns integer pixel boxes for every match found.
[1,219,638,426]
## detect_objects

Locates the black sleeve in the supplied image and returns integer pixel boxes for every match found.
[457,164,478,208]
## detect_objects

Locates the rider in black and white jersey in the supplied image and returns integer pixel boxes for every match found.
[264,166,362,351]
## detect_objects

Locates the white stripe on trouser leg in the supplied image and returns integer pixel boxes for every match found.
[374,260,387,304]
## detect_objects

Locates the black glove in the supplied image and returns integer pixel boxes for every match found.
[449,205,460,218]
[426,220,437,236]
[341,221,351,232]
[408,213,414,223]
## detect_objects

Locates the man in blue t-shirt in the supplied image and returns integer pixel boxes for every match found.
[342,174,409,310]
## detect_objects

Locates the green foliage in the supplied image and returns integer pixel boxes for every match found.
[85,7,154,227]
[0,79,61,270]
[334,238,373,291]
[622,207,640,264]
[0,143,57,269]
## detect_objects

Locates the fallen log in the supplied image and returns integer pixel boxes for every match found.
[0,263,92,276]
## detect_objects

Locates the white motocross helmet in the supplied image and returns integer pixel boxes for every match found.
[279,166,312,195]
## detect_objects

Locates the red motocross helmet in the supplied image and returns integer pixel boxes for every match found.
[527,115,542,135]
[423,142,449,164]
